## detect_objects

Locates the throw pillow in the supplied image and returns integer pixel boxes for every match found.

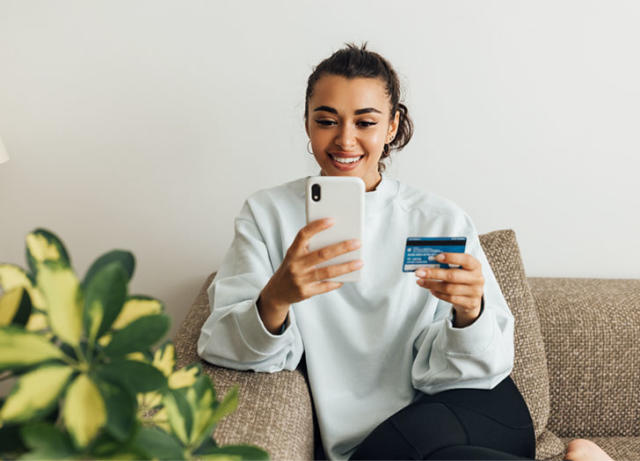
[480,229,565,459]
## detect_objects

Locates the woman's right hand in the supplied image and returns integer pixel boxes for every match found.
[257,218,363,334]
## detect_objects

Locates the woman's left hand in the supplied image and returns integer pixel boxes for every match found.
[415,252,485,328]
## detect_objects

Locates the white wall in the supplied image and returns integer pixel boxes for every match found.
[1,0,639,339]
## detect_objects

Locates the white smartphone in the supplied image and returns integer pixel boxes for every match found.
[305,176,364,283]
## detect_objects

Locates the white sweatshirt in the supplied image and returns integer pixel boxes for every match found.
[197,174,514,460]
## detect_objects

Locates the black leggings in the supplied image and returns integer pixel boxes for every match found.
[349,376,536,460]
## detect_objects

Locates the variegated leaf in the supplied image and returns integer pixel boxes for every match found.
[0,264,46,309]
[25,229,71,273]
[111,295,163,330]
[83,261,128,344]
[25,312,49,332]
[83,250,135,287]
[190,380,237,450]
[24,229,82,345]
[0,287,31,327]
[163,389,191,446]
[63,374,107,448]
[0,326,66,371]
[102,314,169,357]
[36,262,83,346]
[0,364,74,423]
[96,359,167,394]
[209,386,238,429]
[20,422,75,456]
[152,341,176,377]
[131,426,185,460]
[187,376,218,447]
[95,376,135,442]
[169,364,200,390]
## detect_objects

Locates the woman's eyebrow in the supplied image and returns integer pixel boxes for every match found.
[354,107,382,115]
[313,105,338,114]
[313,105,382,115]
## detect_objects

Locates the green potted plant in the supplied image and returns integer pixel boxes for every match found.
[0,228,268,460]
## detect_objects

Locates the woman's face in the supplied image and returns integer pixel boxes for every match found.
[306,75,399,191]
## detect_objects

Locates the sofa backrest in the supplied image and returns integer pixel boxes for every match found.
[528,277,640,438]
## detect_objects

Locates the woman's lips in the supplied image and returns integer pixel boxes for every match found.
[328,153,365,171]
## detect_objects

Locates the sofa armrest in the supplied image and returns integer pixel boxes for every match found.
[174,273,314,460]
[527,277,640,438]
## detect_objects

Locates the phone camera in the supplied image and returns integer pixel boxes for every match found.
[311,184,321,202]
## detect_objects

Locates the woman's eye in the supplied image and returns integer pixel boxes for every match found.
[358,121,377,127]
[315,119,337,126]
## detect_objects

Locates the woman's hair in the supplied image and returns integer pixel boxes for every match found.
[305,42,414,172]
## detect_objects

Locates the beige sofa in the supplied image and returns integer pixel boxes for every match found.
[174,229,640,460]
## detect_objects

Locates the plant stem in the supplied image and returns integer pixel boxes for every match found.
[0,370,14,381]
[73,343,88,364]
[86,341,94,363]
[60,354,77,367]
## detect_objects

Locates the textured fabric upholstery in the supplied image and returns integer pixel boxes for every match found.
[175,230,640,460]
[479,230,565,459]
[529,277,640,438]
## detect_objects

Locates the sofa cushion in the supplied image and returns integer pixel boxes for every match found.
[529,277,640,439]
[479,230,564,459]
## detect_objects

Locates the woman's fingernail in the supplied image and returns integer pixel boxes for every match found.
[349,239,361,249]
[352,260,364,269]
[435,253,444,261]
[416,269,426,277]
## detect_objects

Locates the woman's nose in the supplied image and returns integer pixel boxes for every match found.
[335,124,356,149]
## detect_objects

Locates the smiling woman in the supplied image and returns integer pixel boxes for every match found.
[195,43,611,461]
[306,76,398,186]
[304,46,412,191]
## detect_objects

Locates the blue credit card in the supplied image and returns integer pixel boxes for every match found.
[402,237,467,272]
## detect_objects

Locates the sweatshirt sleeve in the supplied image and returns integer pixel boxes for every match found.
[411,214,514,394]
[197,200,304,373]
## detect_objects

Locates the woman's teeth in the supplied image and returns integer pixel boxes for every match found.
[331,155,363,164]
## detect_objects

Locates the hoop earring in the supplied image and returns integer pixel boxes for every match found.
[306,140,314,155]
